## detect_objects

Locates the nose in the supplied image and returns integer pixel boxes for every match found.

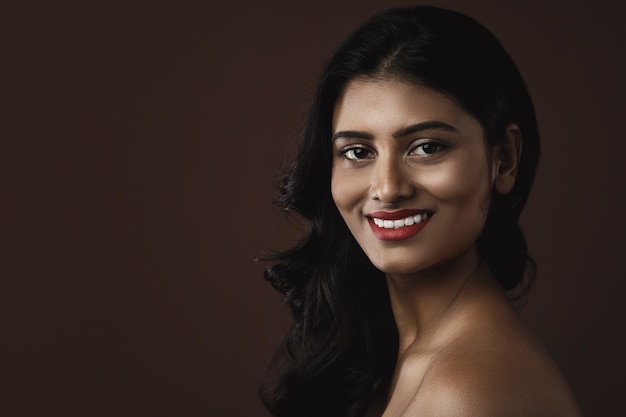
[370,155,415,204]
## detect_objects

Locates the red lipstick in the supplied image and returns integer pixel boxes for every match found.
[366,209,431,241]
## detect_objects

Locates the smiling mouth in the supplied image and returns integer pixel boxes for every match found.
[370,213,430,229]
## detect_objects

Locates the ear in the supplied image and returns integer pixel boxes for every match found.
[493,123,522,195]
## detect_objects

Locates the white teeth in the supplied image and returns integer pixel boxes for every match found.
[372,213,429,229]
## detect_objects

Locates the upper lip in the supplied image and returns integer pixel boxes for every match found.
[366,209,431,220]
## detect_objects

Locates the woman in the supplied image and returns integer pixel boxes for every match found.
[261,6,581,416]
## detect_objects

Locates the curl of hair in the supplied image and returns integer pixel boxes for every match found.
[261,6,540,416]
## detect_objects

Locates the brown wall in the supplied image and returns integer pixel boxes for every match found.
[2,0,625,415]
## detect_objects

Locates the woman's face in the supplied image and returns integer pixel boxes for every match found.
[331,77,496,276]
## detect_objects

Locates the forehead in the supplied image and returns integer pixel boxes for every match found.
[332,76,482,138]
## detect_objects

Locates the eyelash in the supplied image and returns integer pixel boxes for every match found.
[339,146,374,161]
[338,141,447,161]
[411,142,446,156]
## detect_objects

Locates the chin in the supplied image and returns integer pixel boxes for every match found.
[370,257,433,276]
[369,247,473,277]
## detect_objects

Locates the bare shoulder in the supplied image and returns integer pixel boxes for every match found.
[403,295,582,416]
[405,347,582,416]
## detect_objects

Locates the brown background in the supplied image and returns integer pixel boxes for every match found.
[2,0,625,416]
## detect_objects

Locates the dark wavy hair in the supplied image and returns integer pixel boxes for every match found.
[261,6,540,417]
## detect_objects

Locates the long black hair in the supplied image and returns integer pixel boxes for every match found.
[261,6,540,416]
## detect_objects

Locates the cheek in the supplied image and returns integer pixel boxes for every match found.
[421,156,491,203]
[330,171,344,211]
[331,169,362,214]
[419,158,492,229]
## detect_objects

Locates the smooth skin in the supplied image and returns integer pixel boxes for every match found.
[331,77,581,416]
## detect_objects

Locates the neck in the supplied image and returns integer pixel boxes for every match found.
[385,247,484,356]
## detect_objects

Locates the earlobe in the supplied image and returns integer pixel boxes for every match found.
[493,123,522,195]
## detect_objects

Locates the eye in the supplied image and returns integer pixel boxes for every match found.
[340,146,374,161]
[411,141,446,156]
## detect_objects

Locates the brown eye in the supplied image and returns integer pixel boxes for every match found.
[412,142,445,156]
[343,147,373,160]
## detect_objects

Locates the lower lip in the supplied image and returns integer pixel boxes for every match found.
[367,217,430,241]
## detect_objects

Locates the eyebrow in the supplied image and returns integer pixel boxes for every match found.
[331,121,458,142]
